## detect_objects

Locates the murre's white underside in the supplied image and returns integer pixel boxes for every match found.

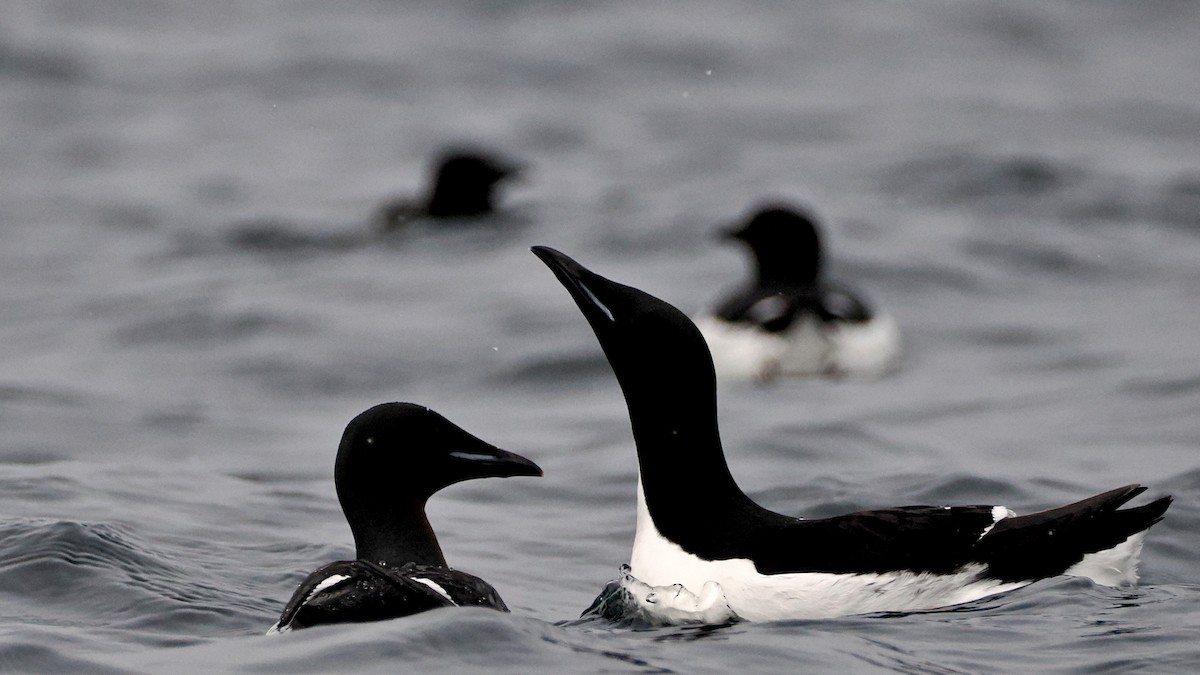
[694,312,900,382]
[629,479,1145,623]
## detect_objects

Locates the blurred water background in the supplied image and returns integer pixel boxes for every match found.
[2,1,1198,672]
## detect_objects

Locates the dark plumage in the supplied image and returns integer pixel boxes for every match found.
[270,403,541,632]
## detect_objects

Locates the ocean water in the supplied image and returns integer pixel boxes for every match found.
[2,1,1199,672]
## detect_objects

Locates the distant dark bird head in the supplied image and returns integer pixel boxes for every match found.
[724,204,824,286]
[334,402,541,566]
[425,151,522,218]
[376,150,522,231]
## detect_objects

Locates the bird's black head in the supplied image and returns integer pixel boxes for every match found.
[533,247,737,496]
[426,151,521,218]
[725,204,824,286]
[335,402,541,566]
[336,402,541,502]
[531,247,715,402]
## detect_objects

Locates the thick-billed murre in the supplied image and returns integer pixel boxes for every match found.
[227,150,523,252]
[268,403,542,633]
[696,204,900,380]
[532,245,1171,622]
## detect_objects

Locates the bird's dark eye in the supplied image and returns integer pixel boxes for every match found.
[365,437,375,445]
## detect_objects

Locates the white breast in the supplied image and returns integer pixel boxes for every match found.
[693,315,788,381]
[695,313,901,381]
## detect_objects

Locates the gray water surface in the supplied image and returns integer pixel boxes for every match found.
[2,1,1198,672]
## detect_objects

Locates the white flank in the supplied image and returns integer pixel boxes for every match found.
[1063,530,1147,587]
[814,312,901,378]
[695,313,900,382]
[630,479,1025,622]
[412,577,457,605]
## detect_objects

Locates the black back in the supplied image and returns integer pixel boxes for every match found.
[275,560,508,631]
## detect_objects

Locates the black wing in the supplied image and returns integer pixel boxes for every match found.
[715,283,871,333]
[746,485,1170,581]
[396,563,511,611]
[817,282,873,323]
[748,505,999,575]
[715,286,821,333]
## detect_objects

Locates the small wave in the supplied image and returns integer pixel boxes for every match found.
[0,383,86,407]
[578,565,739,628]
[220,209,532,257]
[228,355,416,398]
[961,238,1110,278]
[1119,371,1200,399]
[882,152,1079,205]
[904,474,1027,506]
[498,352,614,388]
[113,608,678,673]
[0,42,83,82]
[0,640,125,675]
[111,307,311,346]
[0,520,267,644]
[222,219,367,255]
[1154,174,1200,230]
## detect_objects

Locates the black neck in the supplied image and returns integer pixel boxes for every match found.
[754,252,820,287]
[616,351,763,537]
[426,184,491,218]
[350,497,447,568]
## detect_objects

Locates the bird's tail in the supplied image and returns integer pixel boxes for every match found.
[978,484,1172,585]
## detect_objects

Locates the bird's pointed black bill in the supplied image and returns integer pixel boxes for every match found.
[531,246,622,329]
[451,441,544,478]
[450,444,543,478]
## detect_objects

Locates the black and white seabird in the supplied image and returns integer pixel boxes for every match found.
[376,150,522,231]
[695,204,900,381]
[269,403,542,633]
[532,245,1171,622]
